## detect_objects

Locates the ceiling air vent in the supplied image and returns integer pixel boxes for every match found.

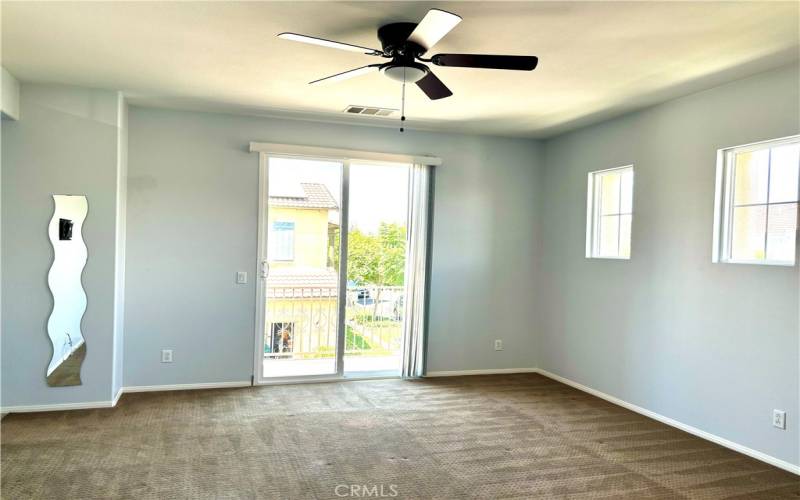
[344,105,397,117]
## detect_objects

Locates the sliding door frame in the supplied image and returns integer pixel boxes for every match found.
[251,143,440,386]
[253,153,352,385]
[252,152,271,384]
[334,163,350,377]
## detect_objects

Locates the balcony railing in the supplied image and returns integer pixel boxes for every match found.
[264,285,404,360]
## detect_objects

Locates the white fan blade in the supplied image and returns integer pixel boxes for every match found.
[278,33,381,55]
[309,65,381,85]
[406,9,462,52]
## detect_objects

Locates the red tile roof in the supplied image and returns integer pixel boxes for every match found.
[266,267,338,298]
[269,183,338,210]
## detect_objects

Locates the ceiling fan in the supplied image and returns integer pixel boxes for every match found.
[277,8,539,101]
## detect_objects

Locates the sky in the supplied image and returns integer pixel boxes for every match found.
[269,157,409,234]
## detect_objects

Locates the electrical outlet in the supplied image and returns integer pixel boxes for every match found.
[773,409,786,429]
[236,271,247,284]
[161,349,173,363]
[494,339,503,351]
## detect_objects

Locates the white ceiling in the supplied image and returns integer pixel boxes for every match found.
[2,1,798,138]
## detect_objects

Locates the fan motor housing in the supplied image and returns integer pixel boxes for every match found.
[377,22,429,83]
[377,22,426,58]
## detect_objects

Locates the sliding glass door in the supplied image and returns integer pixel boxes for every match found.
[344,163,409,376]
[255,156,409,381]
[260,157,344,379]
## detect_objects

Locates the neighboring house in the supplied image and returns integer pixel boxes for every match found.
[265,183,339,356]
[268,183,339,269]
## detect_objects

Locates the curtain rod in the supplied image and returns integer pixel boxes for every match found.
[249,142,442,166]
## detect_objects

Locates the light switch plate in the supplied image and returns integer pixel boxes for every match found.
[236,271,247,284]
[773,409,786,429]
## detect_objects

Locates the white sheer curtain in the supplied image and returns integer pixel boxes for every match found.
[401,163,432,378]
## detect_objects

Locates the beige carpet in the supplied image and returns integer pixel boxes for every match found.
[2,374,798,499]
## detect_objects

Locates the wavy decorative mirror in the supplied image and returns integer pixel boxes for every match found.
[46,195,88,386]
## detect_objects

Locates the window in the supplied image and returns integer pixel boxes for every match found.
[586,166,634,259]
[267,322,294,357]
[269,221,295,261]
[714,136,799,266]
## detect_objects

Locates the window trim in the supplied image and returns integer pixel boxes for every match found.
[586,165,634,260]
[270,220,295,262]
[712,134,800,267]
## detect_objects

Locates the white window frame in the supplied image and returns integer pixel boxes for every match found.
[586,165,634,260]
[269,220,295,261]
[712,135,800,266]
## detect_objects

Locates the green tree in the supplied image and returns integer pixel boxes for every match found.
[348,223,406,286]
[347,223,406,316]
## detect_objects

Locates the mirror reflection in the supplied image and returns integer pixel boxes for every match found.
[46,195,88,386]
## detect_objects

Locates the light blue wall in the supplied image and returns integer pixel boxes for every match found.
[1,84,126,406]
[539,65,800,466]
[123,108,544,386]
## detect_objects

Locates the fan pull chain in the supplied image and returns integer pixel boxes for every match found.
[400,66,406,133]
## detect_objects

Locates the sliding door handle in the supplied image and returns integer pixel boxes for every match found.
[260,260,269,278]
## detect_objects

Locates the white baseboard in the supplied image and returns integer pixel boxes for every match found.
[534,368,800,476]
[1,399,117,414]
[1,381,252,414]
[122,381,252,393]
[425,367,538,377]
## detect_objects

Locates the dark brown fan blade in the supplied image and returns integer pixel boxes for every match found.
[416,71,452,100]
[431,54,538,71]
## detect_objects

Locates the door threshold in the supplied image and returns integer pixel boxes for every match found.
[344,370,400,379]
[256,372,400,386]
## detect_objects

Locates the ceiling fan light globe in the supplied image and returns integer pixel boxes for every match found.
[382,65,428,83]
